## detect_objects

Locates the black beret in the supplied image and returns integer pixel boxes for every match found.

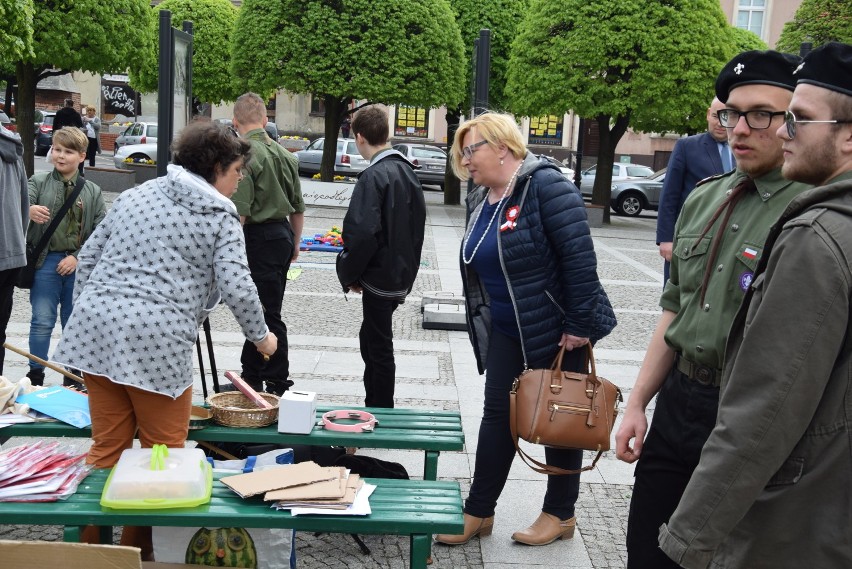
[794,42,852,97]
[715,50,802,103]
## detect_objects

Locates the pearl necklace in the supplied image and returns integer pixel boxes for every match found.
[462,162,524,265]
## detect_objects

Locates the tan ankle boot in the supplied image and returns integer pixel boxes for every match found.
[434,513,494,545]
[511,512,575,545]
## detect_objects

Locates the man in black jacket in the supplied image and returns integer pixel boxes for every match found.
[336,105,426,408]
[52,99,84,174]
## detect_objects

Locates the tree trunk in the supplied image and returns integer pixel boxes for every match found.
[590,114,630,225]
[443,109,461,206]
[16,62,38,177]
[320,95,343,182]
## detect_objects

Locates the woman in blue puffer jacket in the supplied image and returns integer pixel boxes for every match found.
[435,112,615,547]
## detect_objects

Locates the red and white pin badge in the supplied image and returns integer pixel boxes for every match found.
[500,205,520,232]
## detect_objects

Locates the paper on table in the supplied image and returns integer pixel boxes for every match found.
[289,482,376,516]
[221,461,339,498]
[270,475,362,508]
[0,414,35,426]
[264,468,348,501]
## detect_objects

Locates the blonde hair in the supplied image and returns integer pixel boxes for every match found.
[450,112,526,180]
[234,92,266,125]
[52,127,88,153]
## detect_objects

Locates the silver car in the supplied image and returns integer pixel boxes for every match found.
[294,137,368,176]
[115,122,158,149]
[393,143,447,188]
[580,162,654,196]
[609,168,666,217]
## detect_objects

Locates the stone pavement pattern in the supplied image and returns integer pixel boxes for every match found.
[0,188,665,568]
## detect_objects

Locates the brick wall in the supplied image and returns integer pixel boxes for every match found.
[35,91,81,112]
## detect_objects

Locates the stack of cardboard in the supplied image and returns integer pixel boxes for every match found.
[220,461,374,515]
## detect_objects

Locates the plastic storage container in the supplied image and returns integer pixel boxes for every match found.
[101,445,212,509]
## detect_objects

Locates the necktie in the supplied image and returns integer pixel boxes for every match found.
[719,143,732,172]
[690,177,756,304]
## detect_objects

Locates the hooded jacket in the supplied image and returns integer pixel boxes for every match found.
[336,149,426,300]
[461,153,616,373]
[0,127,28,271]
[52,165,268,398]
[659,175,852,568]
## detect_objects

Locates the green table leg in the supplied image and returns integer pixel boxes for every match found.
[410,533,430,569]
[63,526,81,542]
[423,450,439,481]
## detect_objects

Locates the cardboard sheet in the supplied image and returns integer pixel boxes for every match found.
[220,461,338,498]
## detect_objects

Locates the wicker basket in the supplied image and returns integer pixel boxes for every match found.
[207,392,279,428]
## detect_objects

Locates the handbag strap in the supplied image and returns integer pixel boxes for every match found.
[29,175,87,261]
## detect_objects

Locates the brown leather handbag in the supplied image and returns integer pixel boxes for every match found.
[509,345,622,475]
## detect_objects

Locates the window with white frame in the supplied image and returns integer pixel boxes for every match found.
[737,0,766,38]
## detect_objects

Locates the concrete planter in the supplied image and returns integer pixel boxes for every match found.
[585,204,605,228]
[280,139,309,152]
[125,163,158,184]
[84,166,136,193]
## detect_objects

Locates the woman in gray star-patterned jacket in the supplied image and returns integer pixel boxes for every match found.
[52,122,277,554]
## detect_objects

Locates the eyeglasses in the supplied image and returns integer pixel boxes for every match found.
[461,140,488,160]
[783,110,852,140]
[717,109,786,130]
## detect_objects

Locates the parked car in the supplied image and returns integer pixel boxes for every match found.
[580,162,654,196]
[294,137,368,176]
[609,168,666,217]
[114,122,158,149]
[33,110,56,156]
[114,142,157,169]
[393,143,447,188]
[540,154,576,182]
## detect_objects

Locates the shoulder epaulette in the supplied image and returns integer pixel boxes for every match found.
[694,169,736,189]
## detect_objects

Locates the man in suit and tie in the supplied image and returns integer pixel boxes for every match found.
[656,98,733,282]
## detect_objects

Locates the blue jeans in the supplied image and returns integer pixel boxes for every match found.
[29,252,75,372]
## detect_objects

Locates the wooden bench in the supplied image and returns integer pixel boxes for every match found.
[0,406,464,481]
[0,469,464,569]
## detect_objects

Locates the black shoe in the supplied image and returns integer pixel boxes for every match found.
[26,369,45,387]
[65,382,87,394]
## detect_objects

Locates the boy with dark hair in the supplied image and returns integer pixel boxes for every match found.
[336,105,426,408]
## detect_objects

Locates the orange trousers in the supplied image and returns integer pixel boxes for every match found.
[83,372,193,559]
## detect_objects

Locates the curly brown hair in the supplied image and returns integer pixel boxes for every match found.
[172,120,251,184]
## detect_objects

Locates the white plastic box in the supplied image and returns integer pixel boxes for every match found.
[277,390,317,434]
[100,446,212,509]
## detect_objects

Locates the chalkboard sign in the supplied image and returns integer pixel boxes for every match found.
[101,83,139,116]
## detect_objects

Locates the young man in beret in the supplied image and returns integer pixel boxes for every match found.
[615,50,811,568]
[659,42,852,569]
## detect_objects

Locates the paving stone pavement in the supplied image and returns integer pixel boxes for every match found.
[0,186,665,568]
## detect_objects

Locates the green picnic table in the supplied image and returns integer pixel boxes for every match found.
[0,406,464,481]
[0,469,464,569]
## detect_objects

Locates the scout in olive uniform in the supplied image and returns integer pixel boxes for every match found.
[231,92,305,396]
[660,42,852,569]
[614,50,811,569]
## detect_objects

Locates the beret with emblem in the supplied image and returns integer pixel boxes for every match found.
[715,50,802,103]
[794,42,852,97]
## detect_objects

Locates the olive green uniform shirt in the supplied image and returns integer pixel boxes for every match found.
[660,168,810,370]
[51,171,83,253]
[231,128,305,223]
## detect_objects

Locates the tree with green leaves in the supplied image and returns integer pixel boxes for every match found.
[9,0,154,175]
[507,0,739,223]
[231,0,466,181]
[443,0,528,204]
[132,0,240,106]
[776,0,852,55]
[729,26,768,53]
[0,0,34,62]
